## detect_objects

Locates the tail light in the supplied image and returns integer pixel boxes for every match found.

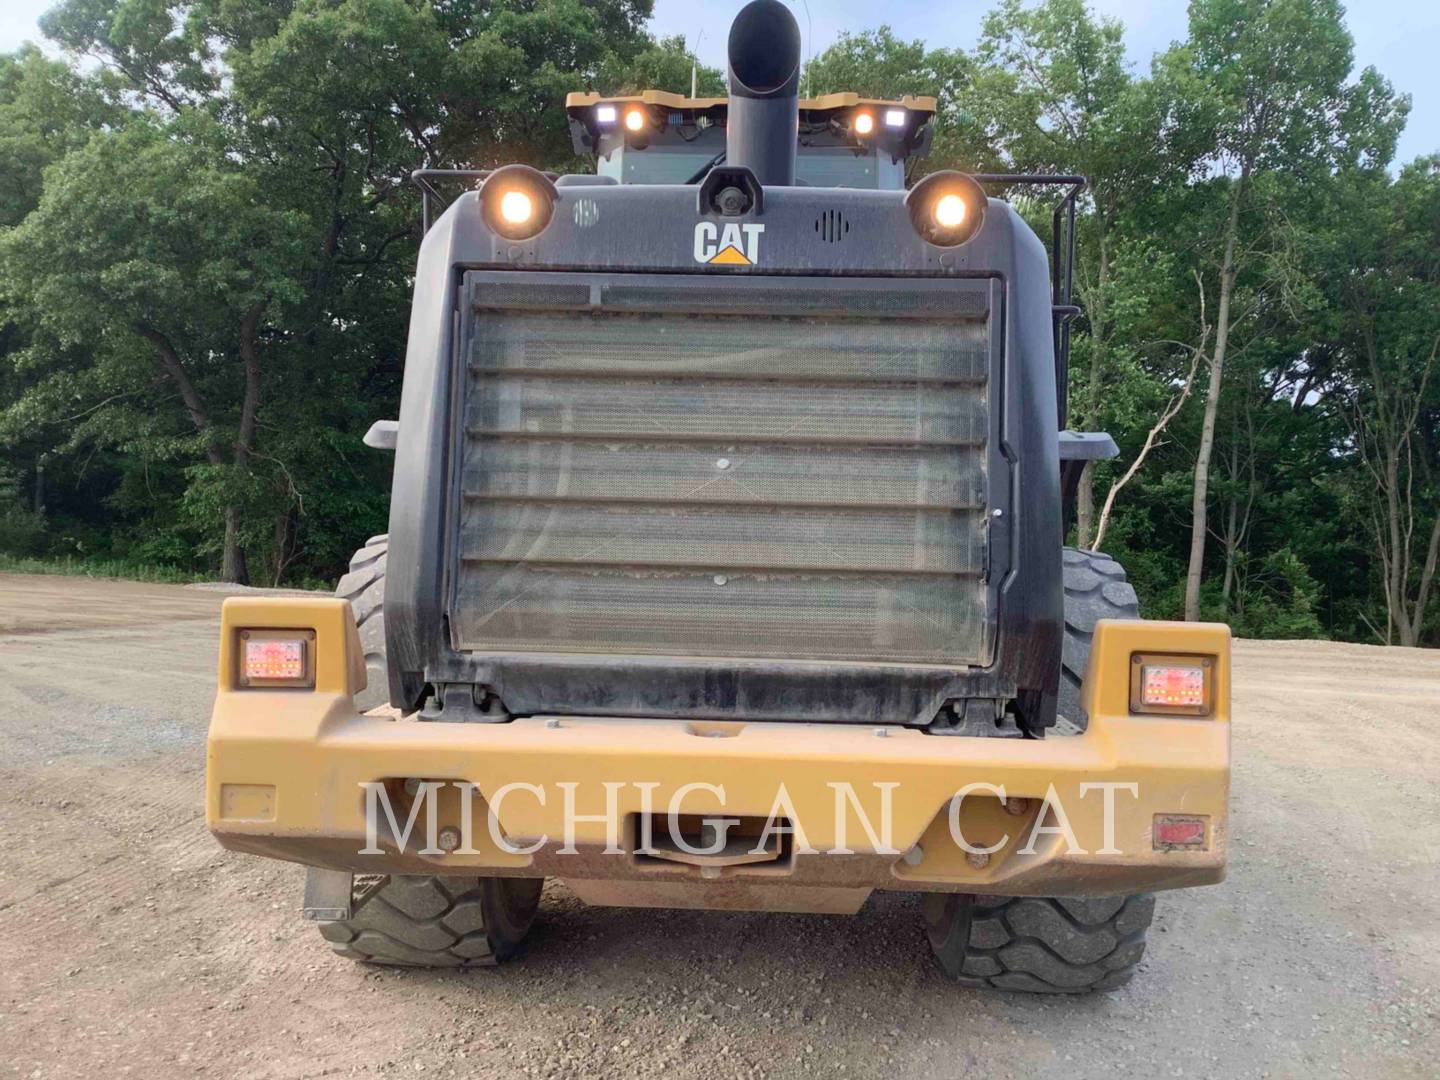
[237,630,315,689]
[1130,654,1214,717]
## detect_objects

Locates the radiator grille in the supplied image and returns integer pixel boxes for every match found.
[453,307,991,664]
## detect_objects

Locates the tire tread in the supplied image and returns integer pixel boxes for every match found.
[1060,547,1140,729]
[335,535,388,711]
[927,893,1155,994]
[317,875,540,968]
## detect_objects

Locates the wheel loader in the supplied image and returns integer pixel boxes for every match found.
[206,0,1230,992]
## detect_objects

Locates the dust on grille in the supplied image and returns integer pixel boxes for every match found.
[453,310,991,664]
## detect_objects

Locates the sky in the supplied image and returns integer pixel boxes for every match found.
[1,0,1436,165]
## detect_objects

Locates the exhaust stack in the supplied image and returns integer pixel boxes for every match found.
[725,0,801,187]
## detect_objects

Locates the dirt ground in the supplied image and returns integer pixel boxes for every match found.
[0,571,1436,1079]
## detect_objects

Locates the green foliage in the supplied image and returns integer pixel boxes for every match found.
[1208,548,1325,640]
[598,34,723,96]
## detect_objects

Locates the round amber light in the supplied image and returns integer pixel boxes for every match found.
[624,108,646,132]
[498,190,533,225]
[934,193,967,229]
[853,111,875,135]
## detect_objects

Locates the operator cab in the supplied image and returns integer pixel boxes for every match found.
[565,91,937,190]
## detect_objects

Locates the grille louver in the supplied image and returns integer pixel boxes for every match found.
[453,288,992,665]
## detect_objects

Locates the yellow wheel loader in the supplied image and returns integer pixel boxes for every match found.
[207,0,1229,992]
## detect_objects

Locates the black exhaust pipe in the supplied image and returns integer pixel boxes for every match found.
[726,0,801,187]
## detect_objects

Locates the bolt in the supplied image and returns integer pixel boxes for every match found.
[966,850,990,870]
[716,458,731,470]
[545,717,561,730]
[903,845,924,866]
[713,574,728,586]
[701,865,723,880]
[1004,797,1030,816]
[437,827,461,852]
[991,508,1003,519]
[874,727,889,738]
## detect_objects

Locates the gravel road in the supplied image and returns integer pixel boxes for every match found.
[0,572,1436,1078]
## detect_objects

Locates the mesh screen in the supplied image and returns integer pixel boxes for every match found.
[453,308,991,664]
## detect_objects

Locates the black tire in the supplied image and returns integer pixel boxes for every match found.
[318,875,544,967]
[923,892,1155,993]
[336,534,388,711]
[1059,547,1139,730]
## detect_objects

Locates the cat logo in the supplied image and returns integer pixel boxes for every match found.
[693,221,765,266]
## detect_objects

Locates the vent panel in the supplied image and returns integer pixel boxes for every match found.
[452,304,992,664]
[815,208,851,243]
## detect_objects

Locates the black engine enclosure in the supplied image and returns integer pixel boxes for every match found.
[383,179,1064,730]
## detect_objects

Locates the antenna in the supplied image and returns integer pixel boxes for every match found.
[690,29,706,99]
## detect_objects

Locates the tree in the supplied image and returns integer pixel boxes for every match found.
[1318,160,1440,644]
[973,0,1203,547]
[1178,0,1406,621]
[14,0,661,581]
[0,119,305,581]
[597,34,723,96]
[0,45,115,226]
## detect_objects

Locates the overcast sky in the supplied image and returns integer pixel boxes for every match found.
[2,0,1435,165]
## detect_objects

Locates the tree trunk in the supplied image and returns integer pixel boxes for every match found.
[137,310,266,586]
[1403,513,1440,646]
[1075,461,1096,549]
[215,301,268,586]
[1221,436,1239,607]
[222,505,248,584]
[1184,171,1246,621]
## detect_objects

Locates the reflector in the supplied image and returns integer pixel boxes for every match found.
[1154,815,1208,849]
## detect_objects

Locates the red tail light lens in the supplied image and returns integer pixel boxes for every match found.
[1129,654,1213,716]
[1141,664,1205,707]
[237,631,315,689]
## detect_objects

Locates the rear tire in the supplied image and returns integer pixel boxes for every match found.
[1060,547,1139,730]
[318,875,543,967]
[923,892,1155,993]
[336,535,388,711]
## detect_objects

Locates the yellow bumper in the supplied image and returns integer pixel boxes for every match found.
[206,597,1229,909]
